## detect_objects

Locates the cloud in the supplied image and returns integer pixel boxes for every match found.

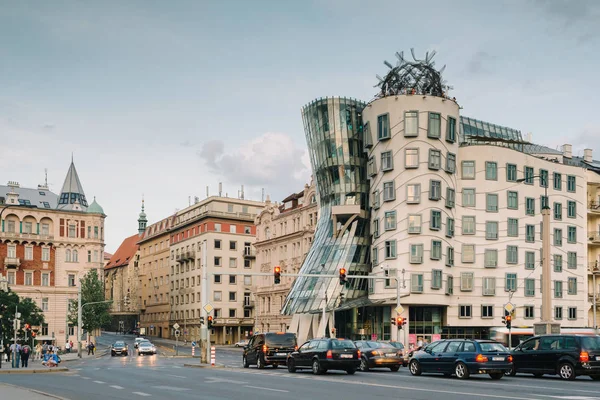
[465,51,496,76]
[534,0,600,44]
[198,133,311,195]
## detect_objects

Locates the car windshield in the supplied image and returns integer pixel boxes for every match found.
[582,337,600,350]
[331,339,356,349]
[266,334,296,347]
[140,341,151,346]
[479,342,507,352]
[114,342,125,346]
[388,342,404,350]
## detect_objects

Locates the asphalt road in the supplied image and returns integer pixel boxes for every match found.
[1,334,599,400]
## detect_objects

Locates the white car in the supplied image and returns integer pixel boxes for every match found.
[134,337,147,349]
[234,339,249,348]
[137,340,157,356]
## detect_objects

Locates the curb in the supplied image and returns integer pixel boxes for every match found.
[0,383,70,400]
[183,363,225,369]
[0,367,69,374]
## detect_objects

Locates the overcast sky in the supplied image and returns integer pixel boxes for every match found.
[1,0,599,252]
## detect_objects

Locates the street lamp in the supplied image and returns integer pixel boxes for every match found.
[516,176,558,335]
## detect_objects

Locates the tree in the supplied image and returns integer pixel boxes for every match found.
[0,288,45,346]
[68,269,111,334]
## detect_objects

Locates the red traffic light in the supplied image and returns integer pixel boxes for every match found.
[24,324,31,330]
[397,317,403,325]
[274,266,281,284]
[339,268,347,285]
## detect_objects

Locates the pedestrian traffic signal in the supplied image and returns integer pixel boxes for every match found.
[207,315,213,329]
[274,266,281,284]
[339,268,347,285]
[391,317,396,325]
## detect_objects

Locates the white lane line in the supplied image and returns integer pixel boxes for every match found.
[93,380,105,384]
[110,385,124,390]
[166,374,186,379]
[244,385,289,393]
[81,377,91,380]
[132,392,152,397]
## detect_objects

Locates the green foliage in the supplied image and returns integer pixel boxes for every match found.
[0,288,45,344]
[67,269,111,332]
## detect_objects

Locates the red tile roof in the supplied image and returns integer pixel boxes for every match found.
[105,234,140,270]
[103,252,113,260]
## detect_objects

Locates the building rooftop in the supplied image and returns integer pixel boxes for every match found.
[105,234,140,270]
[0,182,58,209]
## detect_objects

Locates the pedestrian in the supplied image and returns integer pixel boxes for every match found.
[91,342,95,355]
[70,340,74,352]
[42,342,48,357]
[35,343,42,361]
[21,344,31,367]
[65,341,71,354]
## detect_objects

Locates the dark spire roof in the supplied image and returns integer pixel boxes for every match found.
[57,161,88,211]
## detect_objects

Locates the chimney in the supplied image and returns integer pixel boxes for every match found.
[219,182,222,197]
[584,148,593,162]
[562,144,572,158]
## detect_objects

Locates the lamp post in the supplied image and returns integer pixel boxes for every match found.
[0,276,8,369]
[516,175,558,335]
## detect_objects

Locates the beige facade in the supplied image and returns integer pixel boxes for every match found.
[253,182,318,333]
[138,216,173,338]
[169,196,264,344]
[586,167,600,328]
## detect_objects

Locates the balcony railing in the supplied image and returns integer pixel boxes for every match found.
[243,247,256,259]
[4,257,21,268]
[588,232,600,243]
[0,232,54,241]
[589,201,600,212]
[243,300,255,308]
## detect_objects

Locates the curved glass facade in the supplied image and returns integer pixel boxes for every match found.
[282,97,370,315]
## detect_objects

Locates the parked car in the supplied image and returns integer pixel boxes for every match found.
[235,339,249,348]
[508,335,600,380]
[355,341,404,371]
[243,332,297,369]
[134,338,147,349]
[111,341,129,357]
[287,338,360,375]
[137,340,157,356]
[408,339,512,380]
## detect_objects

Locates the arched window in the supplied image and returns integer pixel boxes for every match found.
[65,249,72,262]
[73,250,79,262]
[310,195,316,204]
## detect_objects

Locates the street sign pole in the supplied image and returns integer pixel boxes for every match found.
[201,240,210,364]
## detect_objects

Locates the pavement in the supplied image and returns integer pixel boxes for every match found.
[1,333,599,399]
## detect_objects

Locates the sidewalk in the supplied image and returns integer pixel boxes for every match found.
[0,347,107,373]
[0,383,67,399]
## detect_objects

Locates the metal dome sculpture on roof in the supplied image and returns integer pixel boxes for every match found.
[375,49,452,98]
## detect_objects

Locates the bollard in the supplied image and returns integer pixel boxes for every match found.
[210,346,215,366]
[192,346,195,357]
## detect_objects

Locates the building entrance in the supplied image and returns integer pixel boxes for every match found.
[408,306,444,350]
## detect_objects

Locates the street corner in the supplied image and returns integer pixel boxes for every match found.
[0,367,69,374]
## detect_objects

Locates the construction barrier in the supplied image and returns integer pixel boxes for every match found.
[192,346,195,356]
[210,346,216,366]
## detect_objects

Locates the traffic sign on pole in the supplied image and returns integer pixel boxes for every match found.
[173,323,180,330]
[504,302,515,314]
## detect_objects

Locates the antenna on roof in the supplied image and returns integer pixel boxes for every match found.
[262,188,265,202]
[241,185,245,200]
[206,186,209,198]
[219,182,222,197]
[45,168,48,186]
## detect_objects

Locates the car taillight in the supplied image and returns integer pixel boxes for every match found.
[262,345,267,353]
[294,345,298,351]
[357,350,361,358]
[371,350,380,356]
[580,352,589,363]
[507,355,513,363]
[326,350,333,359]
[475,354,488,363]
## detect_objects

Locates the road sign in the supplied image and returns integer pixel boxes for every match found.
[504,302,515,314]
[173,323,180,330]
[395,305,404,314]
[175,329,180,337]
[203,303,214,314]
[191,341,196,347]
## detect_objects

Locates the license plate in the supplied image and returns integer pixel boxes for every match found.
[386,353,396,357]
[276,353,286,356]
[492,357,504,361]
[340,354,353,359]
[596,356,600,361]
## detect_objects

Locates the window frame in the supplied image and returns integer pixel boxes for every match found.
[428,149,441,170]
[377,113,390,140]
[381,150,394,172]
[404,111,418,137]
[461,161,475,180]
[405,148,419,169]
[485,161,498,180]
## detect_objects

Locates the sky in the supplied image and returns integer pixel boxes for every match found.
[1,0,599,252]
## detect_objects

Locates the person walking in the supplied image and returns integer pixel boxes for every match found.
[35,343,42,361]
[65,341,71,354]
[21,344,31,367]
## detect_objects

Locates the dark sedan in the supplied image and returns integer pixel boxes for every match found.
[355,341,404,371]
[287,338,360,375]
[111,341,129,357]
[408,339,512,380]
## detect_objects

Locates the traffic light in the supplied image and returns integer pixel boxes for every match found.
[339,268,347,285]
[200,316,205,325]
[391,317,396,326]
[274,266,281,284]
[503,310,512,329]
[397,317,404,329]
[207,315,213,329]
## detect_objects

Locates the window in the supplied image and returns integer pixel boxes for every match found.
[385,240,397,259]
[526,197,535,215]
[540,169,549,187]
[42,298,48,311]
[66,249,72,262]
[214,239,221,249]
[23,222,32,233]
[372,190,380,209]
[431,240,442,260]
[214,223,221,232]
[525,279,535,297]
[429,180,441,200]
[567,252,577,269]
[68,224,76,238]
[507,218,518,237]
[553,172,562,190]
[431,270,442,289]
[506,246,518,264]
[525,306,535,319]
[446,217,454,238]
[229,241,237,250]
[94,226,99,239]
[568,277,577,295]
[526,224,535,242]
[410,244,423,264]
[555,306,563,320]
[378,114,390,140]
[381,151,393,171]
[372,219,379,238]
[567,175,576,192]
[484,249,497,268]
[214,291,222,301]
[485,221,498,240]
[214,256,222,267]
[483,277,496,295]
[428,149,441,170]
[372,246,378,266]
[554,228,562,246]
[68,274,76,287]
[229,257,237,268]
[42,247,50,261]
[427,112,441,138]
[430,210,441,230]
[244,275,252,286]
[41,273,49,287]
[506,163,517,182]
[87,250,92,262]
[505,273,517,292]
[462,189,475,207]
[567,226,577,243]
[554,281,563,298]
[507,191,518,209]
[406,184,421,203]
[568,307,577,320]
[404,111,418,137]
[554,202,562,220]
[41,223,49,235]
[462,216,476,235]
[446,153,456,173]
[73,250,78,262]
[367,158,377,176]
[445,188,455,209]
[227,309,236,318]
[244,259,251,268]
[481,305,493,318]
[459,305,472,318]
[229,275,237,284]
[407,214,421,234]
[486,194,498,212]
[384,211,396,230]
[25,272,33,286]
[567,201,576,218]
[460,272,473,292]
[446,116,456,142]
[462,161,475,179]
[446,247,454,267]
[554,254,562,272]
[214,275,222,284]
[7,271,15,284]
[541,195,549,210]
[462,244,475,263]
[411,274,423,293]
[405,148,419,168]
[25,246,33,260]
[524,166,534,184]
[525,251,535,270]
[446,275,453,294]
[383,181,395,201]
[229,292,236,301]
[485,162,497,180]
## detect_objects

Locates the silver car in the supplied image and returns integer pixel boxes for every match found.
[137,340,157,356]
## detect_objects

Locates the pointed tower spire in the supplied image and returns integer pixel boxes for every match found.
[57,159,89,211]
[138,197,148,235]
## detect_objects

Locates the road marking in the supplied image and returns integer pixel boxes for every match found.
[93,380,105,384]
[110,385,124,390]
[151,386,191,392]
[132,392,152,397]
[81,377,91,380]
[243,385,289,393]
[166,374,186,379]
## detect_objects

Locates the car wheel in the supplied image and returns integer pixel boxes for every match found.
[243,355,249,368]
[390,366,400,372]
[257,355,265,369]
[506,365,516,376]
[346,368,356,375]
[312,359,322,375]
[489,373,504,380]
[409,360,422,376]
[287,359,296,373]
[558,363,576,381]
[455,362,470,380]
[360,357,369,372]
